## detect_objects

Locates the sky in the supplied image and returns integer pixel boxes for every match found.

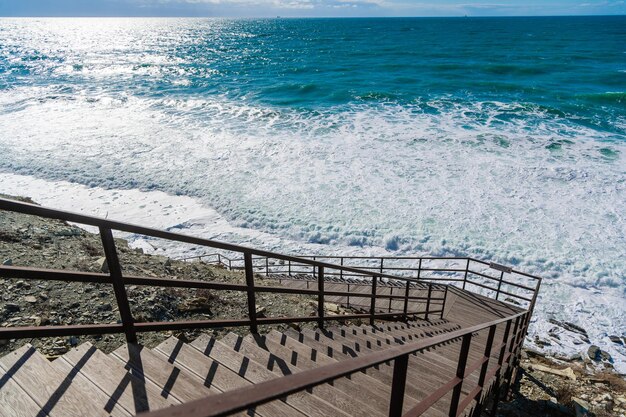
[0,0,625,18]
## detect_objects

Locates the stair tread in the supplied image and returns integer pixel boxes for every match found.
[153,336,303,417]
[110,343,220,403]
[190,334,351,417]
[221,332,385,417]
[0,343,128,417]
[54,342,174,414]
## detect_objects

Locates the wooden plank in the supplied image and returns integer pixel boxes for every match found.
[190,335,351,417]
[259,331,403,413]
[110,344,220,402]
[0,363,46,417]
[221,332,385,417]
[0,344,127,417]
[153,336,302,417]
[54,343,175,414]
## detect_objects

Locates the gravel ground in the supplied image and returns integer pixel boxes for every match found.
[0,195,323,358]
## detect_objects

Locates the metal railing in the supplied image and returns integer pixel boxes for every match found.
[0,197,541,417]
[0,197,444,343]
[140,310,531,417]
[179,252,541,311]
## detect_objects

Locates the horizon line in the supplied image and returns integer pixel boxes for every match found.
[1,13,625,18]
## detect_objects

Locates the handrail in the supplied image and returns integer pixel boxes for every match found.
[0,197,446,342]
[178,251,541,309]
[0,197,433,283]
[139,310,529,417]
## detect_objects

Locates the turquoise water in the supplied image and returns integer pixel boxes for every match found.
[2,17,625,130]
[0,17,625,361]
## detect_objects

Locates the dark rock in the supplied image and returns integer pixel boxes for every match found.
[69,302,80,309]
[97,303,112,311]
[68,336,79,347]
[3,303,20,313]
[2,259,12,266]
[608,335,623,345]
[587,345,612,362]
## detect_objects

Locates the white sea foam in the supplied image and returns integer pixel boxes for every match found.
[0,87,624,371]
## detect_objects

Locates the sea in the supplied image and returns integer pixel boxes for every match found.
[0,16,624,370]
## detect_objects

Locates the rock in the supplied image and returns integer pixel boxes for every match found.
[0,339,9,347]
[2,259,12,266]
[608,335,623,345]
[588,345,612,362]
[39,292,49,301]
[24,296,37,304]
[164,258,172,267]
[572,397,591,417]
[97,303,112,312]
[95,257,109,273]
[530,364,577,381]
[324,302,341,314]
[32,243,42,250]
[254,305,266,317]
[3,303,20,313]
[178,298,211,313]
[68,336,79,347]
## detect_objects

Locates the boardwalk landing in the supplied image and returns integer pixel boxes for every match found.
[0,278,522,417]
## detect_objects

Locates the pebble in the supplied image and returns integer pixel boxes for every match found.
[24,296,37,304]
[2,259,12,266]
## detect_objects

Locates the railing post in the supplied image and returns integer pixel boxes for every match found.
[380,258,384,274]
[340,257,344,280]
[388,286,393,313]
[99,227,136,344]
[416,258,422,281]
[425,283,432,321]
[494,316,520,415]
[370,275,378,326]
[288,260,291,276]
[318,266,325,329]
[473,324,497,416]
[441,285,448,319]
[403,280,410,320]
[244,252,258,334]
[495,271,504,300]
[312,256,316,278]
[490,320,512,417]
[389,354,409,417]
[463,258,470,290]
[347,283,351,308]
[265,257,269,276]
[449,333,472,417]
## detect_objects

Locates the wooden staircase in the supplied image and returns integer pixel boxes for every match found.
[0,318,501,417]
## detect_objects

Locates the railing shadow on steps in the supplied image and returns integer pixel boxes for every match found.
[0,197,446,343]
[140,310,532,417]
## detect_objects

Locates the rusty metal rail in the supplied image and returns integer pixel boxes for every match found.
[180,251,541,309]
[140,310,531,417]
[0,197,445,343]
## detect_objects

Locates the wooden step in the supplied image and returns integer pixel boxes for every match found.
[221,332,385,417]
[258,331,405,413]
[0,344,129,417]
[110,344,220,403]
[52,343,174,414]
[153,336,299,417]
[190,335,351,417]
[264,329,406,404]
